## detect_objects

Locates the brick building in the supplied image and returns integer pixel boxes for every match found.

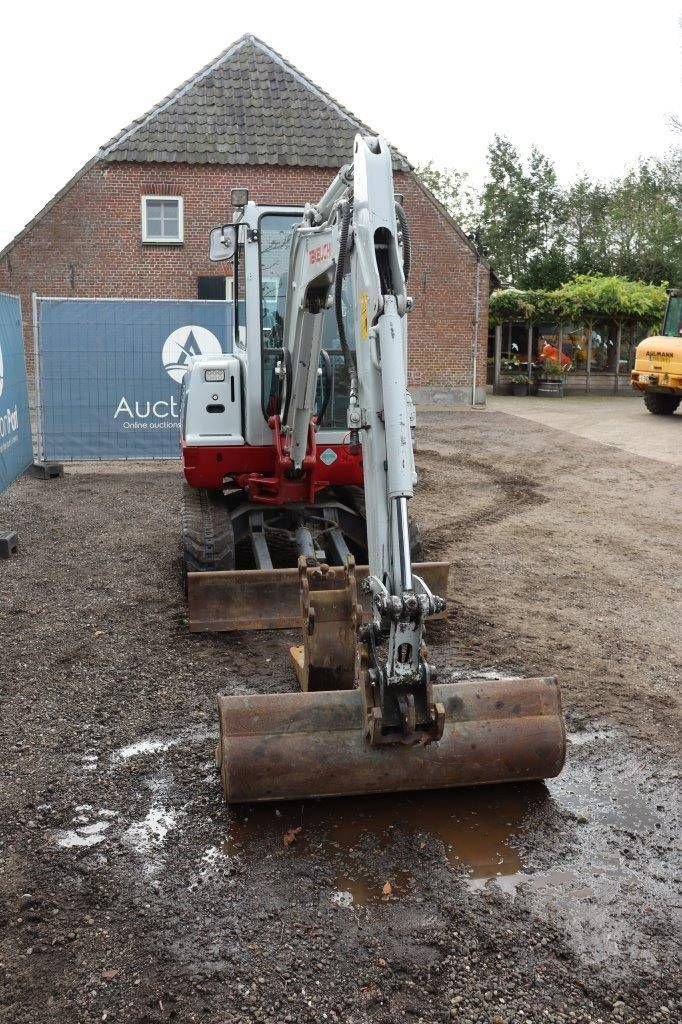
[0,34,488,403]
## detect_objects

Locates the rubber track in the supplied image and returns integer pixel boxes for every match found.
[181,482,235,572]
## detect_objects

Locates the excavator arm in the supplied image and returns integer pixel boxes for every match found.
[277,136,445,745]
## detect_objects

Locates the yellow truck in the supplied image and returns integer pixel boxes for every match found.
[631,288,682,415]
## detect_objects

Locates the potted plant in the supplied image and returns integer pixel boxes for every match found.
[537,358,566,397]
[511,373,529,396]
[497,355,521,394]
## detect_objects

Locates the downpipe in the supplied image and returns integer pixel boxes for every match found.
[471,249,482,407]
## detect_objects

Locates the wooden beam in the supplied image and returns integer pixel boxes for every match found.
[494,323,502,392]
[527,322,533,387]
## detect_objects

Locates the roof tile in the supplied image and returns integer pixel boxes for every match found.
[100,35,409,171]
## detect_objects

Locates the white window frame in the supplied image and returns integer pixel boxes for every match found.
[141,195,184,244]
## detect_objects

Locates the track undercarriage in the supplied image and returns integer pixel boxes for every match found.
[181,482,445,631]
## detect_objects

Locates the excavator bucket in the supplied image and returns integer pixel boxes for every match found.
[216,676,566,803]
[213,559,566,804]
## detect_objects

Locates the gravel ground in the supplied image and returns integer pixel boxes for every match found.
[1,407,680,1024]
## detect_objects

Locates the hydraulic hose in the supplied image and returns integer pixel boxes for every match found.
[334,200,358,400]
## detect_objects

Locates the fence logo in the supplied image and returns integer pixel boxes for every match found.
[162,325,223,382]
[0,341,4,398]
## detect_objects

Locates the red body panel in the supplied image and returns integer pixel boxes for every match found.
[182,440,363,493]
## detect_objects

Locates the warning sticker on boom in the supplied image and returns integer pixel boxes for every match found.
[360,292,369,340]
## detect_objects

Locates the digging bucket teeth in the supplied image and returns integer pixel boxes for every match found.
[216,676,566,803]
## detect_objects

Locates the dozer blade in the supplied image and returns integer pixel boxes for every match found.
[216,676,566,803]
[187,561,449,632]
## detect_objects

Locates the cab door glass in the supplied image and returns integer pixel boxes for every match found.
[318,276,356,430]
[259,213,357,428]
[259,214,299,417]
[663,295,682,338]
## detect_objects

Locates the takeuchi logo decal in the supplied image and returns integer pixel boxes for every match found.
[162,325,223,382]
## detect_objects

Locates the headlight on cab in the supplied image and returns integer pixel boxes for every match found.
[204,369,225,383]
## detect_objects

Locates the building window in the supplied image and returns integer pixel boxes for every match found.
[141,196,183,243]
[197,276,234,300]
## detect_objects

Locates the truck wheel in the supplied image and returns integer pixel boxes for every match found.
[644,392,680,416]
[182,482,235,572]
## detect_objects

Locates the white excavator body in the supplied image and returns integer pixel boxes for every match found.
[179,136,566,802]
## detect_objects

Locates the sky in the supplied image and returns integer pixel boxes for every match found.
[0,0,679,248]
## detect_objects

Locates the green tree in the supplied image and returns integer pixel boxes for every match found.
[563,175,611,276]
[414,162,478,234]
[417,142,681,290]
[478,136,566,288]
[478,136,530,285]
[604,152,682,283]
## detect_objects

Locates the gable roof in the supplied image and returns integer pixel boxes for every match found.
[2,36,488,263]
[100,34,410,171]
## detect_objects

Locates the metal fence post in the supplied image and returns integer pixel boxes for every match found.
[31,292,44,463]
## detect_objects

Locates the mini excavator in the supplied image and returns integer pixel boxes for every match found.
[179,135,566,802]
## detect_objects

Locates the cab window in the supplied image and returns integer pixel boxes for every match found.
[258,213,357,429]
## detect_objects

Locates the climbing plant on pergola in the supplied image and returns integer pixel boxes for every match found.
[489,275,668,391]
[490,275,666,326]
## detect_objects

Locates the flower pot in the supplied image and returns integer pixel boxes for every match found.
[511,382,529,396]
[537,379,564,397]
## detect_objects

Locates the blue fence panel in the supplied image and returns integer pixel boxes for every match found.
[38,299,233,459]
[0,293,33,492]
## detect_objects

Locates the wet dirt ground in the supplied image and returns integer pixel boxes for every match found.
[1,408,680,1023]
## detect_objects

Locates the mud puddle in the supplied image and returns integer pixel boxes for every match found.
[226,782,547,903]
[224,724,676,935]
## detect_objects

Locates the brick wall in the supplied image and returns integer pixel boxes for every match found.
[0,161,488,397]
